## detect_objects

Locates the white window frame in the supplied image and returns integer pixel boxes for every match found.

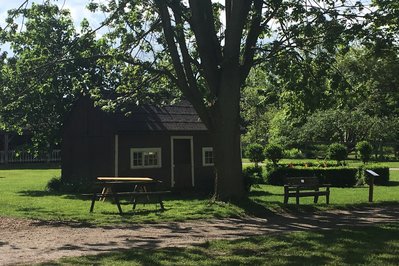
[130,148,162,169]
[202,147,214,166]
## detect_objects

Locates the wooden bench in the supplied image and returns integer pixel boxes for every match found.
[85,191,171,214]
[284,177,330,204]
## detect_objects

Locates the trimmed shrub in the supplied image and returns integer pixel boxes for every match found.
[264,143,284,165]
[356,141,373,164]
[362,164,390,185]
[46,177,62,192]
[243,165,263,192]
[285,148,304,159]
[266,166,359,187]
[46,176,93,193]
[281,161,337,168]
[246,143,265,166]
[328,143,348,164]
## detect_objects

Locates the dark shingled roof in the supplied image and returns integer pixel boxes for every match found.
[114,100,208,132]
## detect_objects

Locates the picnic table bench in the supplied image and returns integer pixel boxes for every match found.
[283,176,330,204]
[84,177,171,214]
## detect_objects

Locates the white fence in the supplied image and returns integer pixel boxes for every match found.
[0,150,61,164]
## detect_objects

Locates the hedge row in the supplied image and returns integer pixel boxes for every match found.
[266,165,390,187]
[266,167,359,187]
[361,165,390,185]
[279,161,338,168]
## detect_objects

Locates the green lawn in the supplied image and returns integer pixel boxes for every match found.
[248,170,399,213]
[46,223,399,265]
[1,168,399,265]
[0,168,398,225]
[0,169,243,225]
[242,159,399,212]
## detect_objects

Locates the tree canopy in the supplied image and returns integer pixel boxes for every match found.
[1,0,395,199]
[0,3,112,150]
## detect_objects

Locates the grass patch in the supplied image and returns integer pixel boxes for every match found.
[46,223,399,265]
[0,169,243,225]
[248,170,399,213]
[0,168,398,225]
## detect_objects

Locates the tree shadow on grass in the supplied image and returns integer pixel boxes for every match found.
[232,197,280,218]
[17,190,89,201]
[386,180,399,186]
[18,190,61,197]
[197,224,398,266]
[248,190,275,197]
[42,223,399,266]
[43,246,213,266]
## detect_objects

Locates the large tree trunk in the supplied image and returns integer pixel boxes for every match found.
[155,0,253,200]
[210,68,246,200]
[212,121,245,200]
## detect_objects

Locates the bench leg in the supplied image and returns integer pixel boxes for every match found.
[111,192,123,215]
[296,188,300,205]
[90,193,97,212]
[283,187,289,204]
[132,197,137,210]
[314,188,319,203]
[100,187,113,201]
[326,193,330,204]
[158,196,165,211]
[314,195,319,203]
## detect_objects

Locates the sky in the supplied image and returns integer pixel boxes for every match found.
[0,0,373,31]
[0,0,109,53]
[0,0,104,32]
[0,0,373,54]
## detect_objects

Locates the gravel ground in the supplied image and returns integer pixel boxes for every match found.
[1,205,399,265]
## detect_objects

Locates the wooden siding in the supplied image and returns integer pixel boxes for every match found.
[117,132,215,191]
[62,97,215,192]
[61,98,115,181]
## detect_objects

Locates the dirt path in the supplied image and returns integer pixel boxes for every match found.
[1,205,399,265]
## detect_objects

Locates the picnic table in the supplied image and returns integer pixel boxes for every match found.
[97,177,156,195]
[87,177,170,214]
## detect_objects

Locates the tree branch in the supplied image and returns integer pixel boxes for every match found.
[154,0,212,129]
[223,0,251,64]
[188,0,223,96]
[240,0,264,84]
[169,1,203,94]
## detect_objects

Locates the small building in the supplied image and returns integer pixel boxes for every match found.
[61,97,215,191]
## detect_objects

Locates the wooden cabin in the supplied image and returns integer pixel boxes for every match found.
[61,97,215,191]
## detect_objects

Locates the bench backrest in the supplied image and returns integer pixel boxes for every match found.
[285,176,320,187]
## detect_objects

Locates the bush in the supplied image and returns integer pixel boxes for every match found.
[243,166,263,192]
[266,166,359,187]
[281,160,337,168]
[246,143,265,166]
[46,176,93,193]
[362,164,390,185]
[356,141,373,164]
[264,144,284,165]
[300,144,329,159]
[328,143,348,164]
[285,148,304,159]
[46,177,62,192]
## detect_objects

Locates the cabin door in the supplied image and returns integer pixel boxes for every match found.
[171,137,194,189]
